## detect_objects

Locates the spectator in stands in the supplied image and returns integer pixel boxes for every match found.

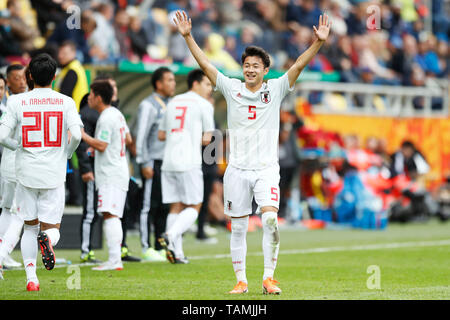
[0,8,23,61]
[30,0,72,37]
[204,33,240,71]
[356,34,399,85]
[416,34,443,77]
[86,8,120,64]
[436,40,448,77]
[114,8,132,60]
[324,35,359,82]
[7,0,40,52]
[128,15,149,62]
[286,0,321,29]
[167,10,190,63]
[47,9,92,63]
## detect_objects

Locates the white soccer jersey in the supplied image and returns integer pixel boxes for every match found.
[0,115,18,181]
[215,71,294,170]
[160,91,215,172]
[94,106,130,192]
[0,88,83,189]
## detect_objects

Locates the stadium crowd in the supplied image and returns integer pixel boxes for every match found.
[0,0,448,86]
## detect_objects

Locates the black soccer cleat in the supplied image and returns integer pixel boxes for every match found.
[158,234,176,264]
[38,232,55,270]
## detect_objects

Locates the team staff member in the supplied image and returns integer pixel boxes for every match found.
[135,67,176,261]
[54,40,89,207]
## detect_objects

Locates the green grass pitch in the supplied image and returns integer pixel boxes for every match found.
[1,219,449,300]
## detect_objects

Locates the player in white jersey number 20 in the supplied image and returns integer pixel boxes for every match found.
[0,54,83,291]
[174,11,332,294]
[157,69,215,264]
[81,80,132,271]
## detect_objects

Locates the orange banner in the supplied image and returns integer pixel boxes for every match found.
[302,114,450,185]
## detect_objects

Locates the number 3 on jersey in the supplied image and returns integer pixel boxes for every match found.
[22,111,63,148]
[172,106,187,132]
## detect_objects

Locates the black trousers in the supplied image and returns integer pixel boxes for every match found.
[80,179,98,255]
[197,167,216,238]
[139,160,169,251]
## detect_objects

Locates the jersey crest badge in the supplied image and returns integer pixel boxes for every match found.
[260,91,271,104]
[227,200,232,211]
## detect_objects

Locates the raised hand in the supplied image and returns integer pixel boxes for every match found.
[313,14,332,41]
[173,10,192,37]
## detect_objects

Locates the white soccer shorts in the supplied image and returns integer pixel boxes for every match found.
[0,178,16,210]
[15,183,65,224]
[223,164,280,217]
[161,167,204,205]
[97,185,127,218]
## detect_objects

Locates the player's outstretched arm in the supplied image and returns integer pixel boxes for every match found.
[81,128,108,152]
[287,14,331,88]
[0,124,19,151]
[67,125,82,159]
[174,10,218,87]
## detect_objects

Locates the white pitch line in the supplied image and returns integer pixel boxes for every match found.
[188,239,450,261]
[4,239,450,272]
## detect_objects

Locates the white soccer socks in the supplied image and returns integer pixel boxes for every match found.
[0,214,23,265]
[166,208,198,259]
[262,211,280,280]
[166,213,178,231]
[21,224,39,284]
[44,228,60,247]
[230,216,249,284]
[104,217,123,264]
[0,208,13,240]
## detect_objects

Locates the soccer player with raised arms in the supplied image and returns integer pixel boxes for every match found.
[173,11,331,294]
[0,54,83,290]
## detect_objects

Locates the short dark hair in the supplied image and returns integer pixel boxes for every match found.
[401,140,415,150]
[151,67,172,90]
[90,80,113,105]
[28,53,57,86]
[0,74,6,85]
[6,63,25,77]
[187,69,205,90]
[241,46,270,68]
[24,66,34,90]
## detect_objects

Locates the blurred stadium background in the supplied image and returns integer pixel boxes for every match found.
[0,0,449,267]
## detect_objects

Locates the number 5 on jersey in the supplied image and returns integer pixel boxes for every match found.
[22,111,63,148]
[248,105,256,120]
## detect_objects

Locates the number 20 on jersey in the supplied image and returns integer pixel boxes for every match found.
[22,111,63,148]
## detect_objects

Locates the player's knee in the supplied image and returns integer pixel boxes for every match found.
[262,212,279,244]
[231,216,249,235]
